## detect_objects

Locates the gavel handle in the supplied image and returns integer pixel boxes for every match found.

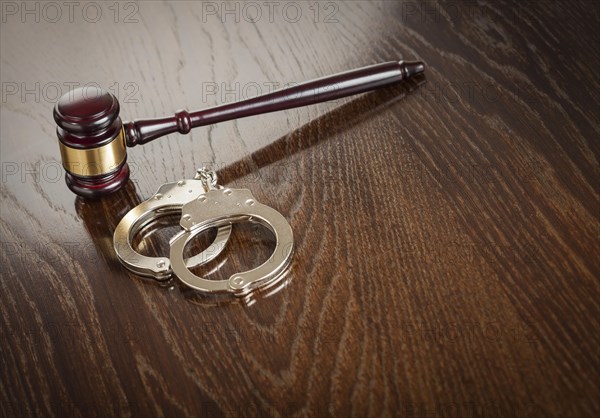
[124,60,424,146]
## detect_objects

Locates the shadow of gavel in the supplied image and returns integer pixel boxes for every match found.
[54,60,425,198]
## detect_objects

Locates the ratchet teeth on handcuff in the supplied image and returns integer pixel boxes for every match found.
[114,168,294,296]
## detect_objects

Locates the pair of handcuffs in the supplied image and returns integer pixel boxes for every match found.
[113,168,294,296]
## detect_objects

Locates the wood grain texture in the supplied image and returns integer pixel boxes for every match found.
[1,1,599,417]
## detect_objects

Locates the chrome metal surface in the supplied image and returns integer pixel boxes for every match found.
[113,174,231,280]
[169,188,294,295]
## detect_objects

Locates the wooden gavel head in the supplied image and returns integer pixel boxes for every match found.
[53,60,425,198]
[54,86,129,198]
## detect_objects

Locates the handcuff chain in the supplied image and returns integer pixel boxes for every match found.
[194,167,218,191]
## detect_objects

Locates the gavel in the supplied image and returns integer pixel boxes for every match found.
[54,60,425,198]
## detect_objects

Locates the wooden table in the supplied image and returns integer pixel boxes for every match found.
[1,1,598,417]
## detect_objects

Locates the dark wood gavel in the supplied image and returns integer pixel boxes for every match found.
[53,60,424,198]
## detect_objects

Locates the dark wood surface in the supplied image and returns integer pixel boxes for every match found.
[1,1,599,417]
